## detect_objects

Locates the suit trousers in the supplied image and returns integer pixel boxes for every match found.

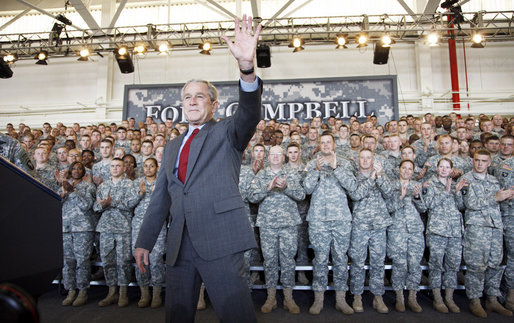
[165,227,257,323]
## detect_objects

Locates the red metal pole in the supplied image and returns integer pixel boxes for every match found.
[447,19,461,111]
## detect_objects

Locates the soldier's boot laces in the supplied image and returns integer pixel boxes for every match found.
[62,289,77,306]
[118,286,129,307]
[432,288,449,313]
[469,298,487,318]
[98,286,118,307]
[485,296,513,316]
[283,288,300,314]
[297,271,309,285]
[308,291,324,315]
[137,286,150,308]
[506,289,514,312]
[373,295,389,314]
[261,288,277,313]
[408,290,422,313]
[352,294,364,313]
[151,286,163,308]
[72,289,88,307]
[335,291,354,315]
[197,285,206,310]
[395,290,405,312]
[444,288,460,313]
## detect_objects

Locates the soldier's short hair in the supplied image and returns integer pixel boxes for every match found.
[437,157,453,168]
[399,159,415,169]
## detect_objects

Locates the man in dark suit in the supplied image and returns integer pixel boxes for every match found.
[134,15,262,323]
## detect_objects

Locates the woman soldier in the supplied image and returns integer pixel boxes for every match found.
[420,158,466,313]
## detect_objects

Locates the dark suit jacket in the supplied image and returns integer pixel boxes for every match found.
[135,80,262,265]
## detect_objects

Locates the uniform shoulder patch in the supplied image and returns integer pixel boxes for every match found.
[502,164,512,171]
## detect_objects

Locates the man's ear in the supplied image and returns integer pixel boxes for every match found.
[212,100,219,114]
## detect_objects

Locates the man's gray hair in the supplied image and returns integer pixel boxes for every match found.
[181,79,219,102]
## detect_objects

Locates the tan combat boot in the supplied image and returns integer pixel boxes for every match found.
[309,291,324,315]
[373,295,389,314]
[72,289,88,306]
[408,290,422,312]
[197,285,206,310]
[444,288,460,313]
[62,289,77,306]
[335,291,354,315]
[151,286,162,308]
[469,298,487,318]
[137,286,150,308]
[118,286,129,307]
[432,288,449,313]
[352,294,364,312]
[506,289,514,312]
[261,288,277,313]
[98,286,118,307]
[283,288,300,314]
[485,296,513,316]
[395,290,405,312]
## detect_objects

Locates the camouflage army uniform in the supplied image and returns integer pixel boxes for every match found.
[0,133,36,175]
[132,177,166,288]
[93,178,139,287]
[92,159,112,183]
[248,166,305,289]
[411,139,436,168]
[381,150,402,173]
[303,157,372,293]
[420,176,464,290]
[422,154,471,179]
[348,173,393,296]
[239,164,261,287]
[284,162,310,265]
[489,154,508,175]
[461,171,505,299]
[36,163,59,192]
[301,142,318,162]
[115,140,131,154]
[494,158,513,289]
[384,179,425,291]
[61,180,96,291]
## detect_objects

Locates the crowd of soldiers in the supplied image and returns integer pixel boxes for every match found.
[0,110,513,318]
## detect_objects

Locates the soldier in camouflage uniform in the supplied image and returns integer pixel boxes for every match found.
[383,159,425,313]
[0,132,35,175]
[301,127,319,162]
[348,149,392,314]
[239,143,265,289]
[93,158,139,307]
[132,158,166,308]
[285,142,310,285]
[493,135,514,311]
[92,139,114,186]
[59,161,96,307]
[303,133,372,315]
[249,145,305,314]
[420,158,465,313]
[420,134,471,180]
[411,123,437,168]
[33,146,59,192]
[460,150,513,317]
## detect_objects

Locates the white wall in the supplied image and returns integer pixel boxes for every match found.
[1,39,513,130]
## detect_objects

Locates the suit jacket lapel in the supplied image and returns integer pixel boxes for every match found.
[184,119,216,186]
[167,133,185,185]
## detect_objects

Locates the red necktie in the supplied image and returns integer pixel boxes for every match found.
[178,129,199,183]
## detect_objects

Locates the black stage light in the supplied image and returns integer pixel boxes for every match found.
[35,51,48,65]
[114,47,134,73]
[256,44,271,68]
[373,41,390,65]
[0,58,13,78]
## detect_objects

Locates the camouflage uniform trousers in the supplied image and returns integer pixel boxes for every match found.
[296,213,310,265]
[243,213,261,289]
[463,225,504,299]
[100,232,132,287]
[426,234,461,289]
[387,229,424,291]
[62,232,94,291]
[260,226,298,289]
[350,227,387,296]
[131,226,166,287]
[309,221,351,292]
[505,216,514,289]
